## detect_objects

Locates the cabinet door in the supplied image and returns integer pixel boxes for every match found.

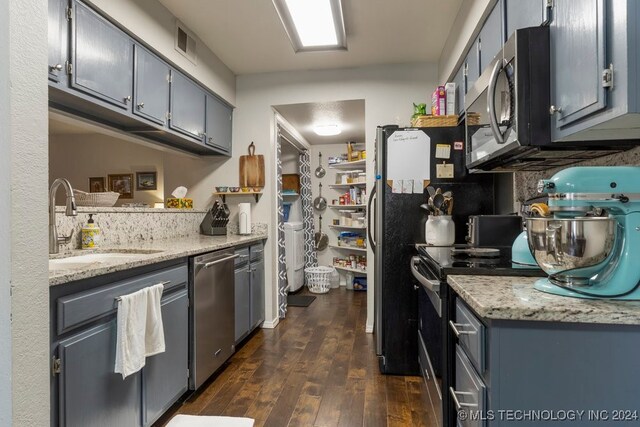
[453,66,465,114]
[57,321,141,427]
[478,1,503,73]
[71,0,133,109]
[169,71,206,141]
[133,45,170,126]
[48,0,69,84]
[143,290,188,427]
[205,94,233,154]
[505,0,545,39]
[250,258,265,329]
[464,38,480,94]
[234,265,251,343]
[551,0,607,128]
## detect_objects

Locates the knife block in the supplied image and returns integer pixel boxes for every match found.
[200,209,229,236]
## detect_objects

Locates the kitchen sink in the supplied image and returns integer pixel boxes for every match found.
[49,250,164,270]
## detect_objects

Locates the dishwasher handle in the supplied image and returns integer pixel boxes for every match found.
[197,253,239,269]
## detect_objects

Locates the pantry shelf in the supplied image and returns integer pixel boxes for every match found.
[329,204,366,209]
[329,183,366,189]
[329,225,367,231]
[333,265,367,275]
[329,245,367,253]
[328,159,366,170]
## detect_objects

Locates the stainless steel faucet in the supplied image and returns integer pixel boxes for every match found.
[49,178,77,254]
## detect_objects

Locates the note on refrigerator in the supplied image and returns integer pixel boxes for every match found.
[387,130,431,182]
[413,179,424,194]
[402,180,413,194]
[392,180,404,194]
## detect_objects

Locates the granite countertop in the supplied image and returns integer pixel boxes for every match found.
[448,275,640,326]
[49,232,268,286]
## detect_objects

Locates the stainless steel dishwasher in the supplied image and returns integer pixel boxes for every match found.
[189,249,238,390]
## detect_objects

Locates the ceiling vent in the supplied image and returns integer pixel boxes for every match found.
[175,21,197,64]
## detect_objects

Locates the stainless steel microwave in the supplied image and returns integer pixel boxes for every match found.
[464,26,630,172]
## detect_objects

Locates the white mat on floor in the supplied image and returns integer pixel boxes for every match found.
[166,415,255,427]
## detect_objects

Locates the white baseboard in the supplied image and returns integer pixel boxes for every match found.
[365,323,374,334]
[261,317,280,329]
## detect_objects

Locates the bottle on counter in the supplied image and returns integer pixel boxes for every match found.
[82,214,101,249]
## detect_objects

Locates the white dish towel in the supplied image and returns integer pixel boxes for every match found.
[166,415,255,427]
[114,283,165,379]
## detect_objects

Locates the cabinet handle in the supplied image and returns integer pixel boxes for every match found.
[449,320,477,337]
[49,64,63,71]
[449,387,478,410]
[137,102,144,110]
[124,95,131,103]
[549,105,562,115]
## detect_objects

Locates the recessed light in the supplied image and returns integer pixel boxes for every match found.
[314,124,341,136]
[272,0,347,52]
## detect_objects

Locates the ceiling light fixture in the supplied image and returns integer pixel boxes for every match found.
[314,124,342,136]
[272,0,347,52]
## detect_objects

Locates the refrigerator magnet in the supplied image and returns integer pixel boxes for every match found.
[402,179,413,194]
[392,180,404,194]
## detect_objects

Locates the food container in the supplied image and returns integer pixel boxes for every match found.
[166,198,193,209]
[425,215,455,245]
[339,210,351,226]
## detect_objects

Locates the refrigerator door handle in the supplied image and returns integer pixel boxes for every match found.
[367,186,377,250]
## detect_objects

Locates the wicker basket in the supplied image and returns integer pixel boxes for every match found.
[304,266,335,294]
[411,113,481,127]
[73,190,120,207]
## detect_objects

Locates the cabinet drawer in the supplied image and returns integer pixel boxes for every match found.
[250,243,264,261]
[451,345,486,427]
[57,264,187,335]
[451,299,485,373]
[235,247,250,266]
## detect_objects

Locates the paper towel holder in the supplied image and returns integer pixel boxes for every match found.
[238,203,252,235]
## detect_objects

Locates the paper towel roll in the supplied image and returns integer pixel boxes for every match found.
[238,203,251,235]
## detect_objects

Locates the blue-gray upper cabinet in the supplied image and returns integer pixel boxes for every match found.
[56,321,141,427]
[478,1,503,73]
[143,290,188,427]
[453,66,465,115]
[505,0,546,39]
[48,0,69,85]
[71,0,133,110]
[205,94,233,154]
[464,37,480,94]
[169,71,206,142]
[550,0,607,130]
[250,257,265,329]
[133,45,170,127]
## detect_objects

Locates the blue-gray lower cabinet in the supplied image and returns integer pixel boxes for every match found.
[235,243,265,344]
[142,289,188,427]
[71,0,133,110]
[51,262,189,427]
[449,294,640,426]
[57,321,142,427]
[234,263,251,343]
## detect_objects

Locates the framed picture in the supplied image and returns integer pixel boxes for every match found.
[136,171,157,191]
[88,177,106,193]
[108,174,134,199]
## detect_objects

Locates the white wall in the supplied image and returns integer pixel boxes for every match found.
[90,0,236,105]
[195,62,439,331]
[9,0,50,425]
[438,0,492,83]
[50,134,166,206]
[0,0,11,423]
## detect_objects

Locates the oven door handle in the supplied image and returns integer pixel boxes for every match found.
[410,256,440,293]
[488,58,506,144]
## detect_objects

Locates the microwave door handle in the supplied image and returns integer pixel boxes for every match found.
[487,59,505,144]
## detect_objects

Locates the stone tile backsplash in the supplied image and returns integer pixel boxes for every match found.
[514,146,640,203]
[54,207,267,249]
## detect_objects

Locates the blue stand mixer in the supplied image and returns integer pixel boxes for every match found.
[526,166,640,299]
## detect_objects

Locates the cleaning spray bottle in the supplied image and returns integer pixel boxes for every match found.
[82,214,101,249]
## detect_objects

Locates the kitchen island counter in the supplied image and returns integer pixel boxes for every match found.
[448,274,640,325]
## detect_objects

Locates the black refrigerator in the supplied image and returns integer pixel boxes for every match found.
[368,125,495,375]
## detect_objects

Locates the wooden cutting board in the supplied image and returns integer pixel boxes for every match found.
[239,142,265,188]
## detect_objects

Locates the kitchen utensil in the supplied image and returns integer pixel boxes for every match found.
[313,183,327,210]
[315,152,326,178]
[229,187,240,192]
[315,215,329,250]
[426,186,436,198]
[527,166,640,300]
[432,193,445,213]
[241,187,250,192]
[215,186,228,193]
[511,231,539,267]
[239,142,265,188]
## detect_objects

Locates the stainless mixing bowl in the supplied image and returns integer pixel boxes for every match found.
[525,217,618,281]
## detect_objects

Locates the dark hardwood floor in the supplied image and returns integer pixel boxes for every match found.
[157,288,434,426]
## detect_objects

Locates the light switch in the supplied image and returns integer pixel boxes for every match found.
[436,163,454,179]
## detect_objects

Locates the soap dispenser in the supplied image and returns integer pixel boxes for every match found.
[81,214,101,249]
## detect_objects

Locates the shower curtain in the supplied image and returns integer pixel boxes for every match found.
[277,134,289,318]
[299,150,318,276]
